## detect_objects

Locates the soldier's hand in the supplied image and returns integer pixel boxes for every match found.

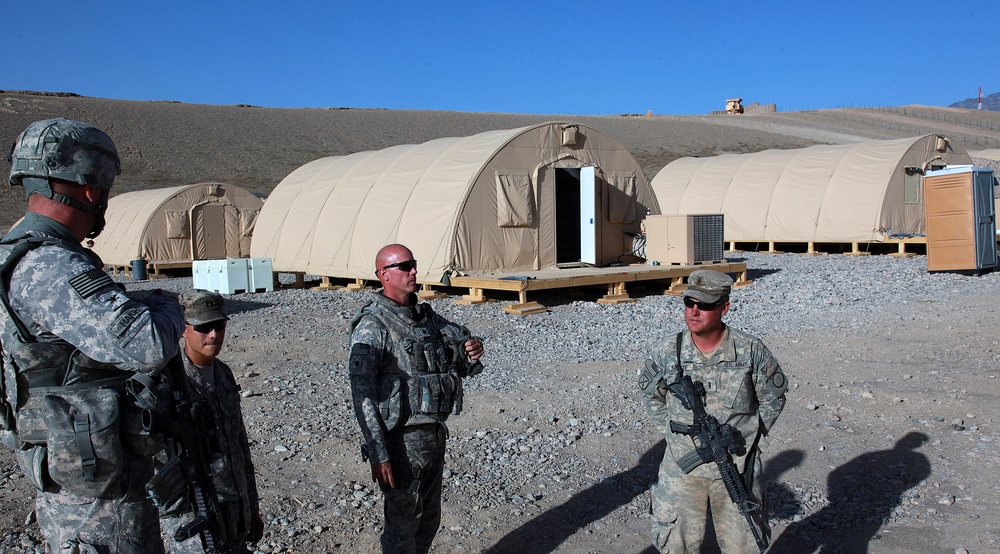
[464,338,484,361]
[371,461,395,490]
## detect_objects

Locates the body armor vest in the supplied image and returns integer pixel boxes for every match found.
[353,297,464,429]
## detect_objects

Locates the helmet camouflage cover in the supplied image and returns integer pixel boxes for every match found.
[7,118,120,190]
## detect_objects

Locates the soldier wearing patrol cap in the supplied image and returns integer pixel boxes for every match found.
[157,290,262,553]
[0,118,185,552]
[638,269,788,553]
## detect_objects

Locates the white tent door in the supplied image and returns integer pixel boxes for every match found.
[192,203,227,260]
[555,167,598,265]
[579,167,597,264]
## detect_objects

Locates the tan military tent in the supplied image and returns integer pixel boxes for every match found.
[94,183,263,266]
[250,122,657,282]
[650,134,972,243]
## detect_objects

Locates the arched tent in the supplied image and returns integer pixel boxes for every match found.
[250,122,658,282]
[94,182,263,266]
[650,134,972,243]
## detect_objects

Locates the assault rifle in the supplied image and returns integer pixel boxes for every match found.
[134,355,233,553]
[667,374,767,552]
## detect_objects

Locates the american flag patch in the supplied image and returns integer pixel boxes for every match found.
[69,268,113,299]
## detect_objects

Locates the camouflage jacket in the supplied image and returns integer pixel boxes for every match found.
[0,214,184,421]
[349,292,478,465]
[640,326,787,478]
[160,351,259,538]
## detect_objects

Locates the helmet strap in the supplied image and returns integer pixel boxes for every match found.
[23,177,109,237]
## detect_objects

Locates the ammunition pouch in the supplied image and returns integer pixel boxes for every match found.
[15,443,48,491]
[42,386,124,497]
[412,372,462,417]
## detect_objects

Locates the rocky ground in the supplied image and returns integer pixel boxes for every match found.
[1,251,998,553]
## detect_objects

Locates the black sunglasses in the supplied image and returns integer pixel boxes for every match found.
[381,259,417,272]
[683,297,725,311]
[191,320,227,334]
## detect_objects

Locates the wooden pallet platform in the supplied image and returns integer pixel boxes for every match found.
[726,237,930,257]
[447,261,748,315]
[109,261,192,279]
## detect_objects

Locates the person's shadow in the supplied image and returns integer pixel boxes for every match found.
[769,432,931,553]
[482,440,665,554]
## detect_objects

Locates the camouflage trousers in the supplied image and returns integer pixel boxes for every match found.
[159,515,250,554]
[651,450,767,553]
[35,451,164,554]
[380,422,447,554]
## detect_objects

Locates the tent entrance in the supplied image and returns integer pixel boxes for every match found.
[191,203,227,259]
[555,167,598,266]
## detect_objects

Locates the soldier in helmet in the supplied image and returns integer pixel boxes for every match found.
[638,269,788,553]
[349,243,485,554]
[0,118,185,553]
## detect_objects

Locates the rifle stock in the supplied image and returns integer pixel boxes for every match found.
[667,374,767,552]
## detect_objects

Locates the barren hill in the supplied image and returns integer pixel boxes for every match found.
[4,91,1000,231]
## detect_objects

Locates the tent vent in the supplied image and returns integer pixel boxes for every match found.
[208,184,223,196]
[561,125,578,147]
[935,136,948,153]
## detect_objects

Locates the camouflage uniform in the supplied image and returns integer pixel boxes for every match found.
[159,350,260,554]
[640,319,787,552]
[1,214,185,553]
[349,292,481,554]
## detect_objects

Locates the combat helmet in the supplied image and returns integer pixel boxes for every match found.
[7,118,121,237]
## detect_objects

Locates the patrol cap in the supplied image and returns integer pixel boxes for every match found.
[179,289,229,325]
[681,269,733,303]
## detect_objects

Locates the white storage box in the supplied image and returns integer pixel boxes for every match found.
[191,259,251,294]
[247,257,274,292]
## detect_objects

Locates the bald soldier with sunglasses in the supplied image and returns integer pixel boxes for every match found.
[349,244,484,554]
[639,270,787,553]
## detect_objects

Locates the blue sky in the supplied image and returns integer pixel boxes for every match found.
[2,1,994,115]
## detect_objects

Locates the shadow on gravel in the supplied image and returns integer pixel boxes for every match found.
[483,440,665,554]
[769,432,930,553]
[745,267,782,282]
[221,298,274,316]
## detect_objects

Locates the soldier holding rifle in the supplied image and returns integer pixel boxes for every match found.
[639,270,788,553]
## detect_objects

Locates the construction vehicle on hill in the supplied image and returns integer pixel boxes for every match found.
[725,98,744,114]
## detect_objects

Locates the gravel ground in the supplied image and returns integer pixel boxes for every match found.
[2,251,998,553]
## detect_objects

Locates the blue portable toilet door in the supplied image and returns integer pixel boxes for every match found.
[973,169,998,269]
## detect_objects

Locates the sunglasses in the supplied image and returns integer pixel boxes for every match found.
[381,259,417,272]
[683,296,725,311]
[191,320,227,334]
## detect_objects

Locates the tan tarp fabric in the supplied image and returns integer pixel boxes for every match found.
[94,183,263,265]
[651,135,972,243]
[250,122,658,282]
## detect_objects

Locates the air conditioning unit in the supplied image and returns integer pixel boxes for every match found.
[643,214,725,265]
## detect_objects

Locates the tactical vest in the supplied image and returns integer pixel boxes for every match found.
[0,236,148,494]
[353,297,464,429]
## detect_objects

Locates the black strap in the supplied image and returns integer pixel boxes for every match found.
[0,237,64,342]
[674,331,684,380]
[74,414,97,481]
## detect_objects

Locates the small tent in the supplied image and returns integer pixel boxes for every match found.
[250,122,658,282]
[650,134,972,243]
[94,182,263,266]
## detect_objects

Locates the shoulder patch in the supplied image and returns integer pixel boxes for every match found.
[771,371,786,389]
[69,268,114,299]
[638,359,660,393]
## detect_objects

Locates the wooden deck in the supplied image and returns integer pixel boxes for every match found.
[726,237,928,257]
[447,261,749,315]
[109,261,192,279]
